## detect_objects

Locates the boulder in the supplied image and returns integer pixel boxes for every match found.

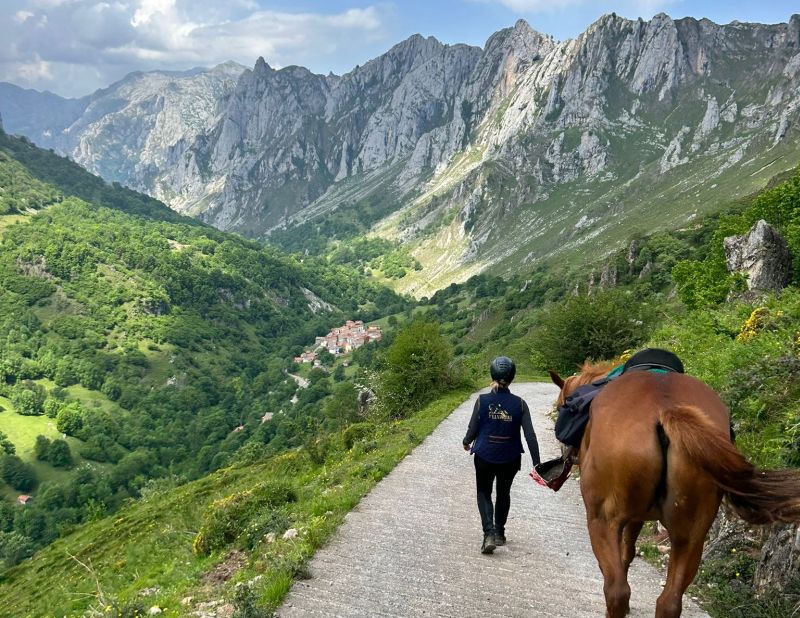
[600,263,617,288]
[357,388,375,417]
[724,220,792,292]
[626,239,640,274]
[754,523,800,595]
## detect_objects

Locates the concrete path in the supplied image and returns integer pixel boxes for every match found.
[287,373,310,388]
[278,383,708,617]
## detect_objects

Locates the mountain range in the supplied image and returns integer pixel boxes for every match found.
[2,13,800,296]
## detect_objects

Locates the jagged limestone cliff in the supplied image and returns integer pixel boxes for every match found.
[2,14,800,295]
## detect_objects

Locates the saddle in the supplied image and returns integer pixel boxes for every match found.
[531,349,684,492]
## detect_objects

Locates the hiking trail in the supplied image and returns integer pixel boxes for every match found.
[278,383,708,617]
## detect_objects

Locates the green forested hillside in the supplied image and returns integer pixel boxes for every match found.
[0,130,409,569]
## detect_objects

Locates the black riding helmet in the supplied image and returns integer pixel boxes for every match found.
[490,356,516,384]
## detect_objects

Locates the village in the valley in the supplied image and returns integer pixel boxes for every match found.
[293,320,382,367]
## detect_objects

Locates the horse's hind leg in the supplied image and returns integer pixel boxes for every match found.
[655,532,705,618]
[588,516,631,618]
[656,480,721,618]
[621,521,644,576]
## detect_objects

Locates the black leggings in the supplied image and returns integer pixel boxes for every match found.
[474,454,520,536]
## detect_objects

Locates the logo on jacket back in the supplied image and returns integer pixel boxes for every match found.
[488,404,512,422]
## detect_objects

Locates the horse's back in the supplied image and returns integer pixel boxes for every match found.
[580,371,728,521]
[592,371,729,431]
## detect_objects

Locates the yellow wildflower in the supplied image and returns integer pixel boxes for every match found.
[736,307,769,342]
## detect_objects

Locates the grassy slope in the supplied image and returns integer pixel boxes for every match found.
[0,389,473,617]
[0,397,78,499]
[0,129,422,605]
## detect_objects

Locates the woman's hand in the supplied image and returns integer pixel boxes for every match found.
[463,442,471,451]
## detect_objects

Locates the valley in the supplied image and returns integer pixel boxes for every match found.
[0,8,799,617]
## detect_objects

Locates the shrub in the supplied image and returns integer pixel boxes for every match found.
[242,509,292,550]
[342,423,373,450]
[531,290,655,372]
[232,583,273,618]
[672,259,736,309]
[0,431,14,456]
[377,320,453,419]
[193,481,297,556]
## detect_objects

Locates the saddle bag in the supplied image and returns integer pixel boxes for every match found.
[554,380,608,448]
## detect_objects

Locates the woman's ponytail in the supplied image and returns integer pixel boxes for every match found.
[490,380,508,393]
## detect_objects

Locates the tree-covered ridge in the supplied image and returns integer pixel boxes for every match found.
[0,129,409,563]
[267,195,423,281]
[0,150,61,215]
[0,131,181,221]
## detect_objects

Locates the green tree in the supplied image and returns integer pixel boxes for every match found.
[0,455,36,491]
[0,431,15,455]
[53,359,78,387]
[318,349,335,367]
[56,405,83,436]
[531,290,655,373]
[324,382,359,424]
[46,440,73,469]
[11,384,46,416]
[43,398,63,419]
[34,435,52,462]
[378,321,453,419]
[332,365,346,381]
[0,531,35,568]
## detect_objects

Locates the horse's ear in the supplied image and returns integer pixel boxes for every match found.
[548,369,565,389]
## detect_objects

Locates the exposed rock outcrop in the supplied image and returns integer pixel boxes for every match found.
[600,263,617,288]
[724,220,793,293]
[754,523,800,595]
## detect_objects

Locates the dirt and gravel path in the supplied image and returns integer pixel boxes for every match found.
[278,383,708,617]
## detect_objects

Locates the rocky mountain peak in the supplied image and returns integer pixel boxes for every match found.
[790,14,800,44]
[211,60,247,75]
[253,56,274,76]
[383,33,446,68]
[485,18,554,57]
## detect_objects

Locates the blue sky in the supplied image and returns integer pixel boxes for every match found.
[1,1,798,98]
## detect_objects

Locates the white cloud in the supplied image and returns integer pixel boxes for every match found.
[131,0,176,27]
[0,1,391,96]
[480,0,679,16]
[487,0,581,11]
[13,54,53,82]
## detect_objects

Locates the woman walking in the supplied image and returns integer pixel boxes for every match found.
[463,356,541,554]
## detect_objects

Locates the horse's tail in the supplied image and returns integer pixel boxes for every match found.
[659,405,800,524]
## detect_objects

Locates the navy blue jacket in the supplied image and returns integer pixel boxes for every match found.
[462,387,541,466]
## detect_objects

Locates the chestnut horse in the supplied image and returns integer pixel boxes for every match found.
[549,362,800,618]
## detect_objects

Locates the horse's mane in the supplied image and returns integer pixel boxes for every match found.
[557,360,617,405]
[574,360,617,386]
